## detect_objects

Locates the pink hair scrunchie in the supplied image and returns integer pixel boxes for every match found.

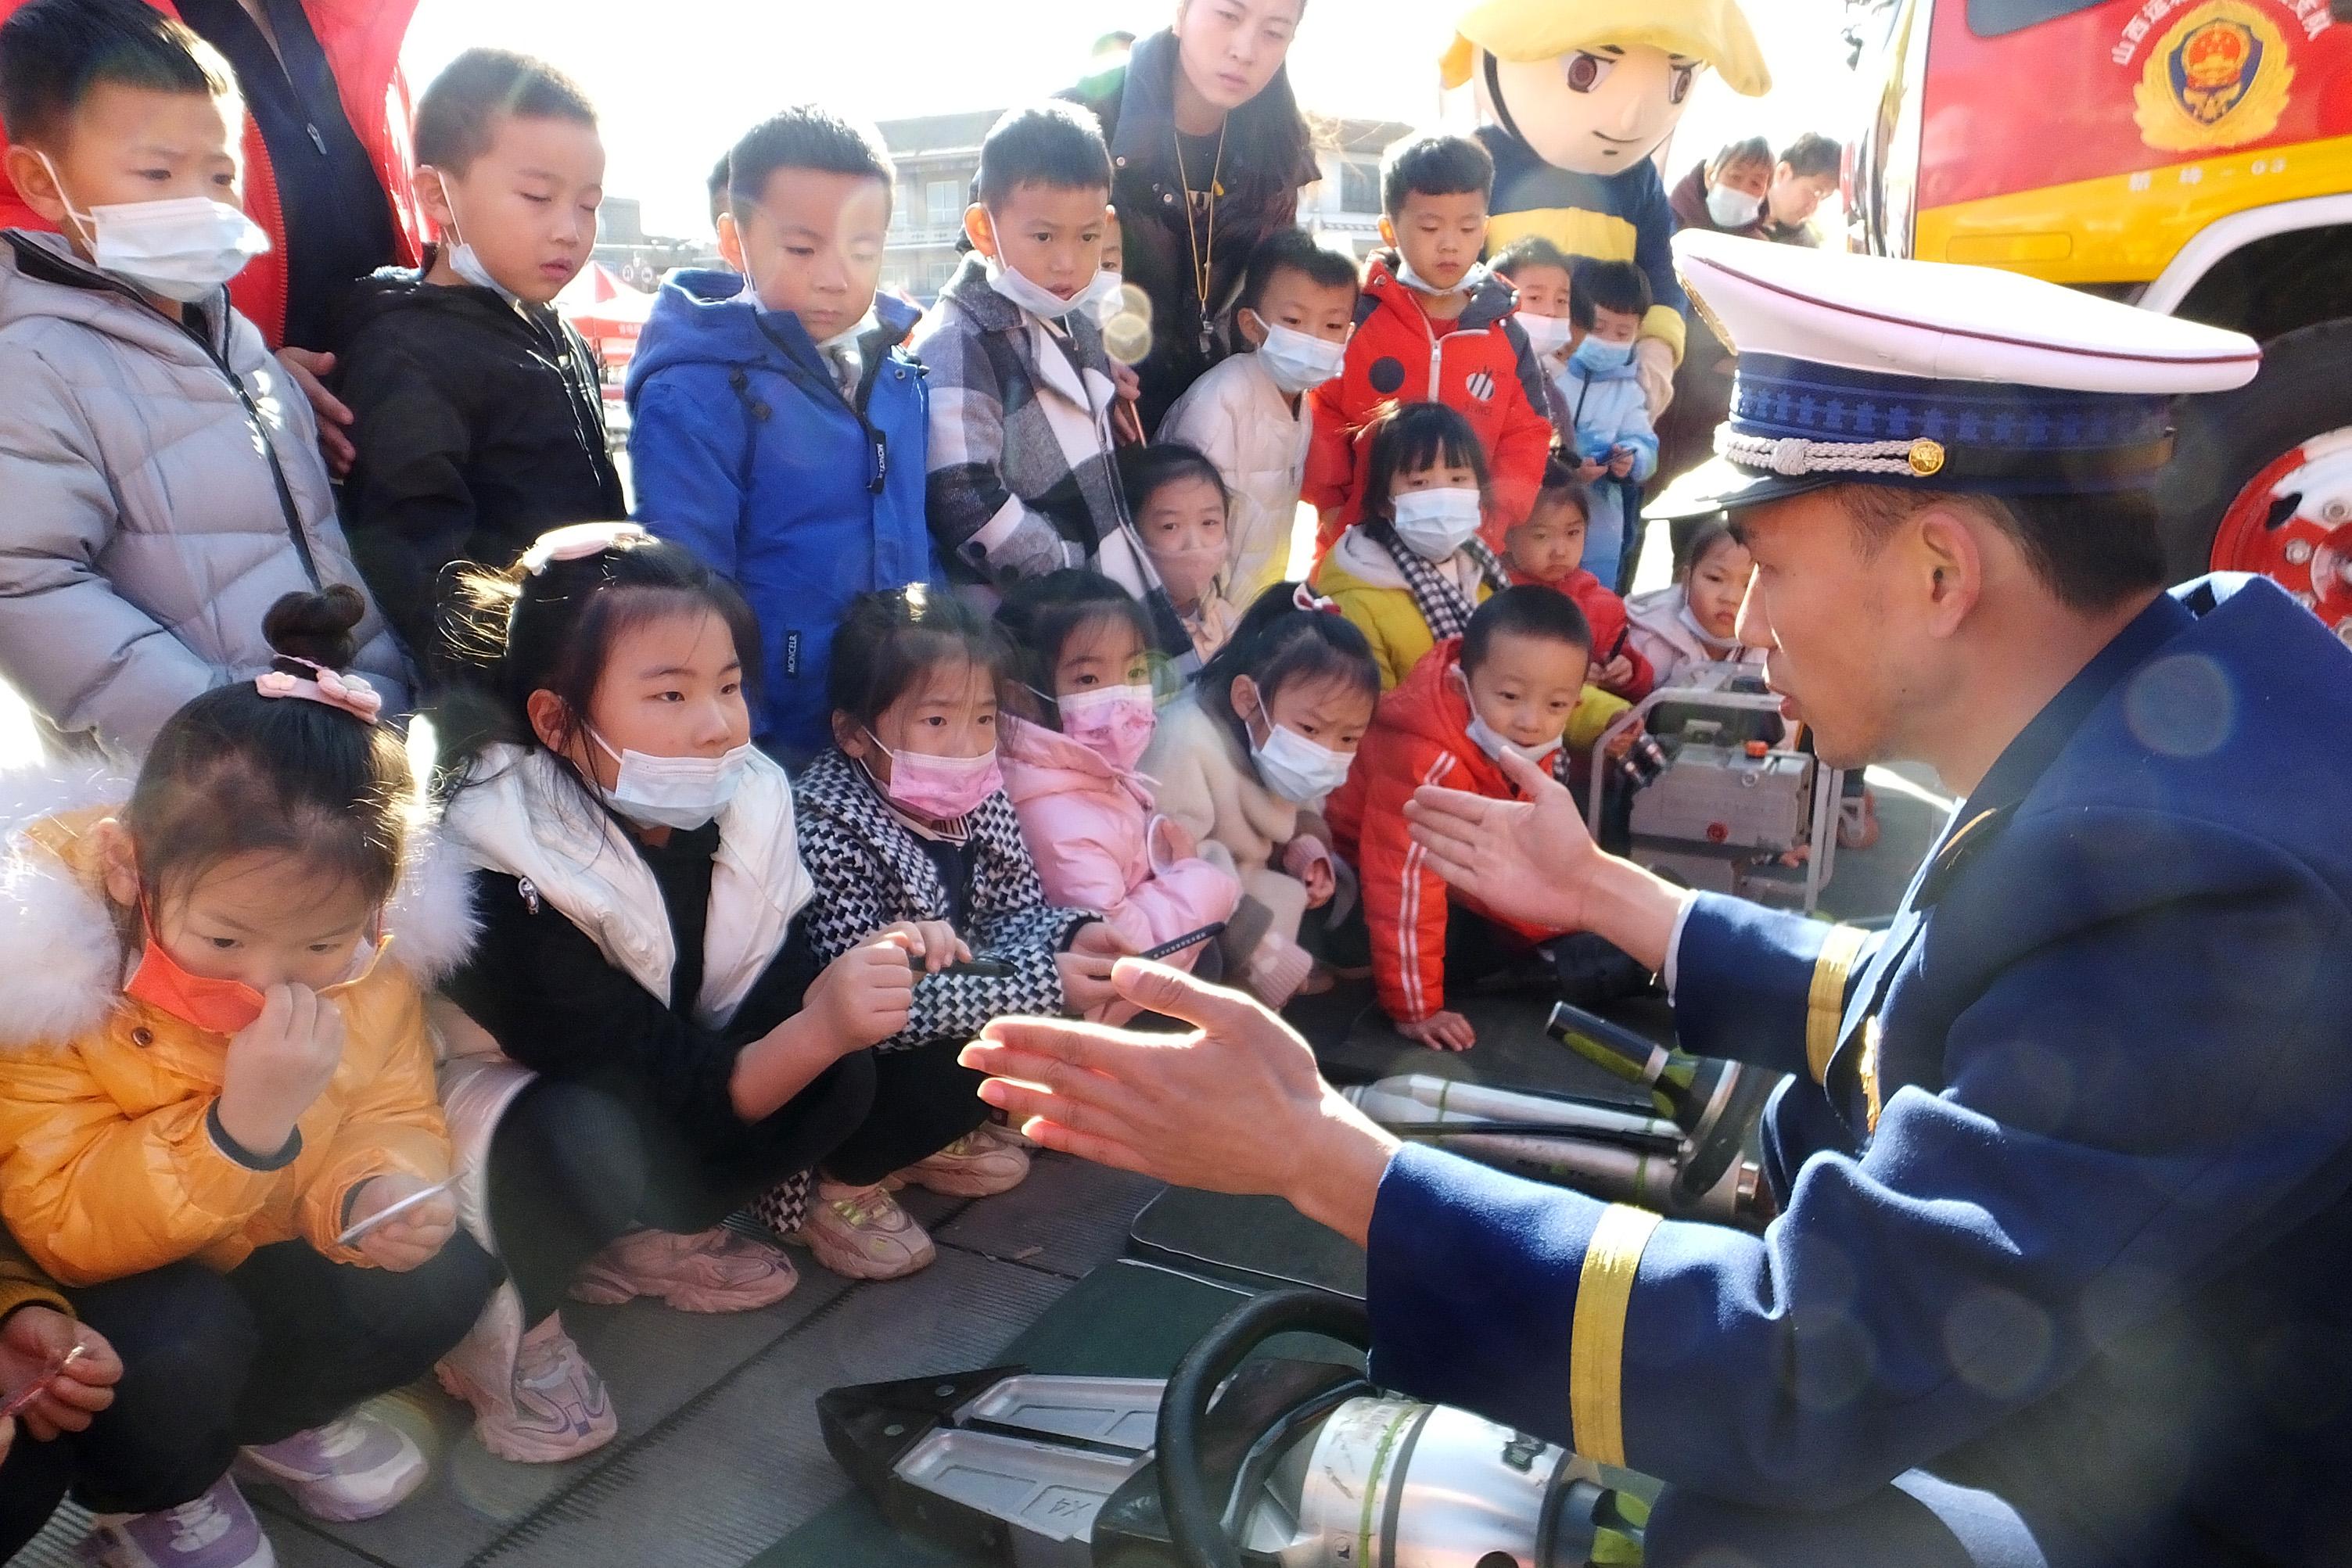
[255,659,384,723]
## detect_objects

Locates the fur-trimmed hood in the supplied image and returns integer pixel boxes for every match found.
[0,762,479,1053]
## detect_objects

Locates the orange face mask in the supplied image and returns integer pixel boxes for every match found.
[121,888,388,1038]
[123,913,267,1035]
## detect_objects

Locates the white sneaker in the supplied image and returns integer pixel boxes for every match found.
[234,1411,425,1522]
[83,1476,274,1568]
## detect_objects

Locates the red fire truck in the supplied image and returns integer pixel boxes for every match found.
[1847,0,2352,638]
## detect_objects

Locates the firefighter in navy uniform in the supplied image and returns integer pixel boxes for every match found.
[964,230,2352,1567]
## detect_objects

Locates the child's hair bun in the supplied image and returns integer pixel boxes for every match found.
[262,586,367,670]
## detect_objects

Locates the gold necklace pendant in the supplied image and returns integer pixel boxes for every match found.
[1172,120,1228,361]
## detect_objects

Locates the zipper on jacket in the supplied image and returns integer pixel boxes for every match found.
[752,313,890,497]
[15,235,331,588]
[195,326,322,587]
[19,236,331,592]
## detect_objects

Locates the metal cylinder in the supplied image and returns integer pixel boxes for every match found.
[1343,1076,1679,1146]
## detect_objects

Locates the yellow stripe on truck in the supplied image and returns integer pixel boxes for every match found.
[1912,133,2352,284]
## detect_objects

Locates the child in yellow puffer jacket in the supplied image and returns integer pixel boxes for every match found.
[0,588,497,1563]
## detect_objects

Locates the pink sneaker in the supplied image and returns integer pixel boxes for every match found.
[569,1226,799,1313]
[792,1182,935,1280]
[435,1289,616,1464]
[896,1128,1031,1198]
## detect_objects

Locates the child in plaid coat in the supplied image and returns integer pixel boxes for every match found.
[910,102,1193,670]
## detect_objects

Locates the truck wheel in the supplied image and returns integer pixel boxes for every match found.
[2161,318,2352,646]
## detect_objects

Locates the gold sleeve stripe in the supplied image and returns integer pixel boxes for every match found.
[1569,1203,1664,1469]
[1807,925,1869,1084]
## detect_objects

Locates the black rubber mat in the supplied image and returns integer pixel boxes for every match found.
[1126,1189,1368,1299]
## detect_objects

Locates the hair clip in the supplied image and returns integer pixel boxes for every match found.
[1291,583,1342,615]
[519,522,651,576]
[256,659,383,723]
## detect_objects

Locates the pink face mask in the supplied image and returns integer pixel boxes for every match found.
[1058,684,1156,772]
[867,730,1004,820]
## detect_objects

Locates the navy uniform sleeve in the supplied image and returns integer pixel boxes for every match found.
[1368,816,2352,1509]
[1673,892,1879,1085]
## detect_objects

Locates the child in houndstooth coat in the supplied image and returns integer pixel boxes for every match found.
[781,587,1131,1259]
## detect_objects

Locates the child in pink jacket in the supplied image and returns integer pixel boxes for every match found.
[996,572,1241,1011]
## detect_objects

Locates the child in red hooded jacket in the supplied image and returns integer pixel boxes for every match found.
[1502,460,1654,702]
[1302,132,1553,557]
[1326,586,1594,1053]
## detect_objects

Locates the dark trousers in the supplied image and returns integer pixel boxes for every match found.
[0,1424,76,1558]
[488,1039,989,1324]
[57,1236,499,1516]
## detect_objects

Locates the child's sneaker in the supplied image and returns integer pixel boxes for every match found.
[569,1226,799,1313]
[435,1287,616,1463]
[895,1128,1030,1198]
[83,1477,273,1567]
[232,1411,425,1522]
[793,1182,935,1279]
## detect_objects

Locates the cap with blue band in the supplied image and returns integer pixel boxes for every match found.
[1648,231,2263,520]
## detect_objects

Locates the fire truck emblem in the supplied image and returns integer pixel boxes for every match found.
[2134,1,2294,152]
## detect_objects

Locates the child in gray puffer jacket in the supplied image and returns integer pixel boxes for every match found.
[0,228,409,759]
[0,1,406,759]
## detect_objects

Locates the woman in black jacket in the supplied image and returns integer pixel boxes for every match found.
[1062,1,1320,429]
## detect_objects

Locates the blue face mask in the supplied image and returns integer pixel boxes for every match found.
[1571,335,1636,375]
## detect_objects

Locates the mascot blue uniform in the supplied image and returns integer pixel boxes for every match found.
[1367,233,2352,1566]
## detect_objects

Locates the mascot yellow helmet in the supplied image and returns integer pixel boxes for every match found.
[1442,0,1772,98]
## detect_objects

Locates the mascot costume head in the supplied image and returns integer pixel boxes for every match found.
[1445,0,1768,410]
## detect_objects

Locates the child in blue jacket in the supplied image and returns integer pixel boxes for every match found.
[1554,260,1661,596]
[627,106,938,763]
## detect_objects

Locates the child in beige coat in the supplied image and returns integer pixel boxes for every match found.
[1141,587,1381,1007]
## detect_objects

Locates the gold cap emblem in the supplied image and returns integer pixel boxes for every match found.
[1908,439,1947,477]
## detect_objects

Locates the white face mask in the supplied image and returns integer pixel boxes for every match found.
[1706,184,1765,229]
[1394,255,1474,299]
[1388,486,1485,562]
[1247,694,1354,804]
[1679,598,1738,654]
[985,253,1086,322]
[591,732,753,831]
[436,174,519,304]
[1515,311,1577,361]
[38,153,268,303]
[1454,669,1564,767]
[1249,316,1348,394]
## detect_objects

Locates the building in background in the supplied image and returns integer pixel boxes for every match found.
[877,109,1416,304]
[591,194,715,291]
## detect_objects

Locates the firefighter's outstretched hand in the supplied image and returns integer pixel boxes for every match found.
[1405,751,1686,974]
[1406,750,1600,935]
[964,961,1396,1247]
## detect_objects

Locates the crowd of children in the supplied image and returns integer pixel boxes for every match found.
[0,1,1788,1561]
